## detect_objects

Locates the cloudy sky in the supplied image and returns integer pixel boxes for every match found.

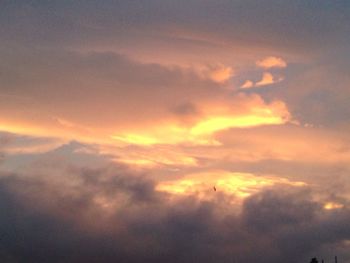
[1,1,350,262]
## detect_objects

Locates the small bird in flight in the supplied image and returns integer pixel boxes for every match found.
[213,186,217,191]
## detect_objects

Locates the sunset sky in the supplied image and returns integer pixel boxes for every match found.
[1,1,350,262]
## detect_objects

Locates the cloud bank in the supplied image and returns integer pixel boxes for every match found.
[0,155,350,263]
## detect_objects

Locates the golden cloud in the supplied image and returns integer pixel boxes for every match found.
[111,98,291,146]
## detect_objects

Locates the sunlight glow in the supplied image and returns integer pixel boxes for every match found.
[191,114,284,135]
[156,171,306,198]
[324,202,344,210]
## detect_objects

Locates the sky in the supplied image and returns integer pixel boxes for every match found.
[1,1,350,262]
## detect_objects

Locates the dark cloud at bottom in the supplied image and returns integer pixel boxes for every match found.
[0,161,349,263]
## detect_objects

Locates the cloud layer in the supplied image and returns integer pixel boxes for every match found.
[0,154,350,263]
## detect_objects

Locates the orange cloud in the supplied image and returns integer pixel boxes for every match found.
[208,65,234,83]
[240,80,254,89]
[255,72,283,87]
[241,72,284,89]
[256,56,287,69]
[255,72,275,86]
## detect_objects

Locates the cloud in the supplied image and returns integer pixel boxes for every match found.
[255,72,283,87]
[255,72,275,86]
[1,2,350,262]
[1,1,349,60]
[156,170,305,199]
[0,159,349,262]
[111,95,291,146]
[0,48,283,142]
[207,65,234,83]
[256,56,287,69]
[268,59,350,127]
[0,131,64,155]
[170,102,198,117]
[0,48,224,141]
[240,71,284,90]
[214,124,350,164]
[0,45,291,147]
[0,137,350,262]
[240,80,254,89]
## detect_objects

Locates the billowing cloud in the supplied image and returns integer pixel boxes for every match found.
[0,157,349,263]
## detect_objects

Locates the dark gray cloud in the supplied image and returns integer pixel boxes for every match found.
[0,157,350,263]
